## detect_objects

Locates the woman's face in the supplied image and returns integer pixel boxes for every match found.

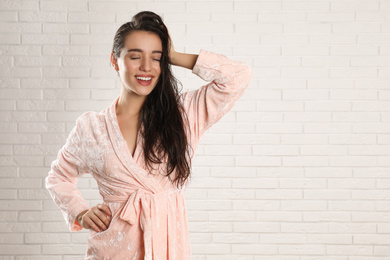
[112,30,162,97]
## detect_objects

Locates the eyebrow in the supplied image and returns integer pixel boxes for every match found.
[127,49,162,54]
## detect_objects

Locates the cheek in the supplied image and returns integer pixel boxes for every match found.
[155,65,161,76]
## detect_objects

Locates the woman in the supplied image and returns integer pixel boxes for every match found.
[45,11,252,259]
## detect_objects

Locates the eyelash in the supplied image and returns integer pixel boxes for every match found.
[130,57,161,62]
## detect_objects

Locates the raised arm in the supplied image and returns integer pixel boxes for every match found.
[180,49,253,143]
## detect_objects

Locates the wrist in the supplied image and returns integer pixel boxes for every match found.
[76,210,88,225]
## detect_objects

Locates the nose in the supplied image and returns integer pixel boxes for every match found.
[140,57,151,72]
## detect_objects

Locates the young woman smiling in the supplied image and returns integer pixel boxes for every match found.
[46,11,252,259]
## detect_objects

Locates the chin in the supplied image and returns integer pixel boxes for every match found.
[128,82,158,97]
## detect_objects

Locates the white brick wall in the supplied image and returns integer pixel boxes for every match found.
[1,0,389,259]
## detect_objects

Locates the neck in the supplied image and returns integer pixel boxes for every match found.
[116,87,146,118]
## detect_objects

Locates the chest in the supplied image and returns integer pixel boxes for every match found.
[116,115,139,157]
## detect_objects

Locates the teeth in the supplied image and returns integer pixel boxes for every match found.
[136,77,152,81]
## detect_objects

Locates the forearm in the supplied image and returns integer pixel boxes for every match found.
[170,51,199,70]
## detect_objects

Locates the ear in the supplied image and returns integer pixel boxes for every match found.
[110,52,119,71]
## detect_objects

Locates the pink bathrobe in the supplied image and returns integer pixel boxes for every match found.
[45,50,252,259]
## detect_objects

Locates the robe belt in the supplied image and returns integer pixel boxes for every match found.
[104,188,179,259]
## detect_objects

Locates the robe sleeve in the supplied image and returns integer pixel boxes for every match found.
[45,114,90,232]
[183,49,253,141]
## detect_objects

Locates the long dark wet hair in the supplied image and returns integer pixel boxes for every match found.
[111,11,191,188]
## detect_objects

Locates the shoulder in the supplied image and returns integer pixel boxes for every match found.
[76,110,105,126]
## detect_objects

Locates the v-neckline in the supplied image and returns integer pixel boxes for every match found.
[105,96,160,193]
[113,96,141,160]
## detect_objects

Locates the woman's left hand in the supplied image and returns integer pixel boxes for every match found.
[168,29,176,60]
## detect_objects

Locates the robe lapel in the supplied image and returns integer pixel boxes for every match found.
[104,96,160,193]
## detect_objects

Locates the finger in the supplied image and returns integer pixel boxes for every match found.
[97,204,112,218]
[90,211,108,231]
[94,208,110,228]
[83,214,102,232]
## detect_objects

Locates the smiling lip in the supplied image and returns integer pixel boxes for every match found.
[135,75,153,86]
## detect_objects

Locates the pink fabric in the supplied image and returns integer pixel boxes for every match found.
[45,50,252,259]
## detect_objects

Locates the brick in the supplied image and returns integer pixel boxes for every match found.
[0,22,41,33]
[189,177,231,189]
[17,256,62,260]
[0,123,17,133]
[40,1,87,11]
[0,233,23,244]
[43,45,89,56]
[332,22,381,33]
[0,144,14,155]
[43,67,89,78]
[19,11,67,22]
[88,2,136,12]
[329,223,376,233]
[260,234,306,244]
[213,233,259,243]
[303,56,350,67]
[44,89,90,100]
[303,211,351,222]
[0,67,42,78]
[303,124,351,134]
[209,211,256,222]
[234,222,280,233]
[188,222,232,233]
[22,34,69,45]
[0,134,40,144]
[42,222,70,233]
[140,2,186,12]
[186,200,231,211]
[0,222,42,233]
[18,189,51,200]
[25,233,71,244]
[0,0,39,10]
[42,244,87,255]
[0,245,41,255]
[190,244,230,254]
[281,134,328,144]
[329,156,377,166]
[0,199,42,211]
[331,1,379,12]
[69,79,115,89]
[284,23,331,34]
[16,100,64,111]
[210,166,256,178]
[0,189,17,199]
[232,244,278,255]
[307,12,355,22]
[43,23,89,34]
[279,245,325,255]
[68,12,115,23]
[329,200,375,211]
[326,245,373,256]
[256,189,302,200]
[281,222,328,233]
[187,23,234,35]
[233,200,279,210]
[256,123,302,134]
[187,2,233,12]
[204,144,251,156]
[0,167,18,178]
[208,189,255,199]
[212,12,257,22]
[0,11,18,21]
